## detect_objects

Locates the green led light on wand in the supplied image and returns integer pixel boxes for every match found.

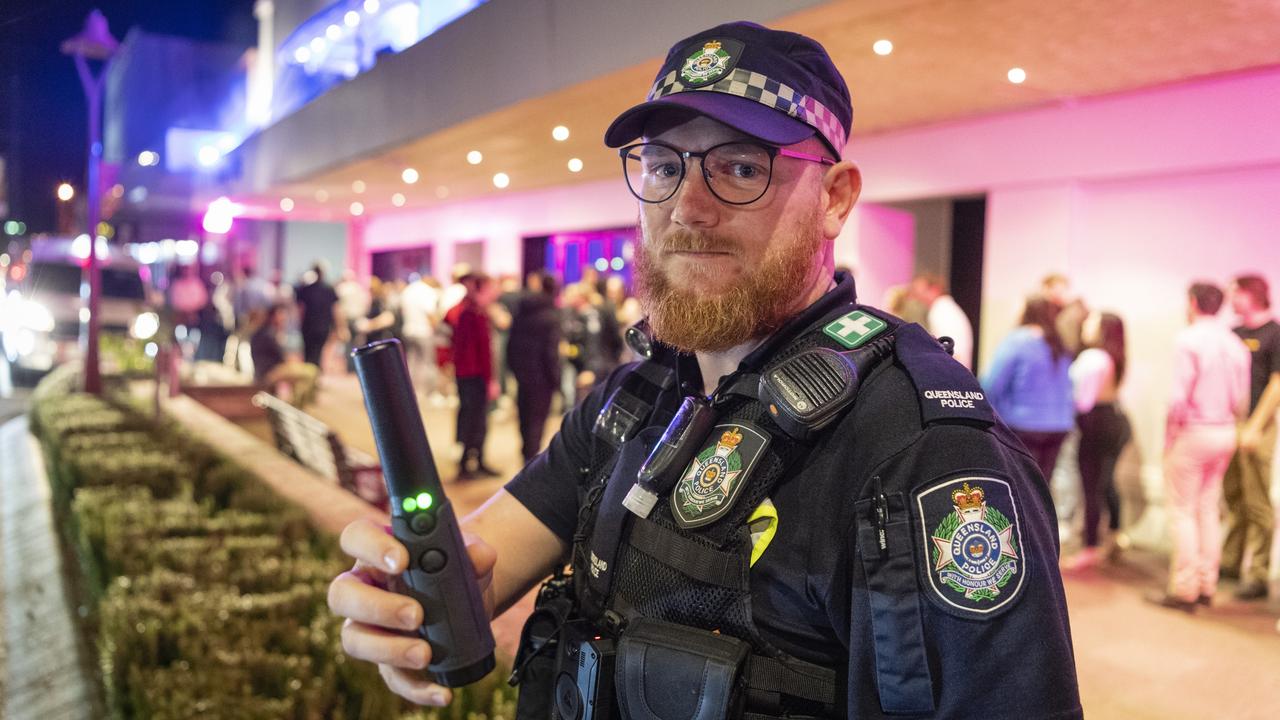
[402,497,418,512]
[416,492,433,509]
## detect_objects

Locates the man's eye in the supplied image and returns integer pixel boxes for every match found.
[648,162,680,178]
[726,162,764,179]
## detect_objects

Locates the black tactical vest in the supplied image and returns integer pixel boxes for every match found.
[570,303,903,717]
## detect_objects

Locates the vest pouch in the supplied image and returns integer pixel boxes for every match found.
[512,579,575,719]
[854,493,935,715]
[615,618,749,720]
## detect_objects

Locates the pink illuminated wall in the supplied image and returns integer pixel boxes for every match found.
[834,203,915,306]
[362,173,910,303]
[852,67,1280,203]
[850,66,1280,520]
[363,180,637,282]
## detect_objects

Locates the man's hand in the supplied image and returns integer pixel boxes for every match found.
[1239,423,1262,453]
[327,517,498,706]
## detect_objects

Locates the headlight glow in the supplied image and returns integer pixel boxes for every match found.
[132,311,160,340]
[18,299,55,332]
[13,329,36,357]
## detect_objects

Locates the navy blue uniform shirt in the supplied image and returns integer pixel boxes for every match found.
[507,276,1082,718]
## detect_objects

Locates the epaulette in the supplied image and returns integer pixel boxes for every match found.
[892,322,995,427]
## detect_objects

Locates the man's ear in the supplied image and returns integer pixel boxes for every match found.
[821,160,862,240]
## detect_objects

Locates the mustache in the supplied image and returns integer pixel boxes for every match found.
[653,229,741,254]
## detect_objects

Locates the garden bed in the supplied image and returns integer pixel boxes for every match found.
[28,366,516,719]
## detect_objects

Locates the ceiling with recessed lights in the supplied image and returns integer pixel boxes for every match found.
[255,0,1280,219]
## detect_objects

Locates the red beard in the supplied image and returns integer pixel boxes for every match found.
[634,211,825,353]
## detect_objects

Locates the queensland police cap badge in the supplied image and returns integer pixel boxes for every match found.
[680,39,734,86]
[672,423,769,528]
[916,476,1025,616]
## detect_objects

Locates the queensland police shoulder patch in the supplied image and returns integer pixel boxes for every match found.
[671,422,769,529]
[915,476,1025,616]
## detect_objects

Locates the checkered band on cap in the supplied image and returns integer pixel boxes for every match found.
[648,68,848,153]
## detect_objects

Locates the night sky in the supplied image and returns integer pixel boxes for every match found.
[0,0,256,234]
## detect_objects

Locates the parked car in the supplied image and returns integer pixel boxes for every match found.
[1,236,158,376]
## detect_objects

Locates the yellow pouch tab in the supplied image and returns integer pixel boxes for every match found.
[747,498,778,567]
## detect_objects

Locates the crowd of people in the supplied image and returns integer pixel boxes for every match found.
[174,259,1279,588]
[174,259,644,479]
[170,252,1277,611]
[970,272,1278,611]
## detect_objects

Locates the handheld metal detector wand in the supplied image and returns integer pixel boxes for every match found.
[352,339,496,687]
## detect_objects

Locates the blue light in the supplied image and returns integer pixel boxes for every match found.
[196,145,221,168]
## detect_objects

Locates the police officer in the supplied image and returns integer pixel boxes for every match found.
[328,21,1082,718]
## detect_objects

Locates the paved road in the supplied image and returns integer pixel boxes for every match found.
[0,363,32,424]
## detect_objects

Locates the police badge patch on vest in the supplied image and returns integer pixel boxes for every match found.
[672,422,770,529]
[914,476,1026,617]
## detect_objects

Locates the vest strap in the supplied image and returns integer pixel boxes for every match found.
[855,492,936,714]
[715,371,762,403]
[745,653,837,704]
[633,358,678,391]
[628,517,745,589]
[582,428,663,618]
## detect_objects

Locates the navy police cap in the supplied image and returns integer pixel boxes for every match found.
[604,21,853,157]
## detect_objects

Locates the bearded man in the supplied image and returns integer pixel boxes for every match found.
[329,21,1081,719]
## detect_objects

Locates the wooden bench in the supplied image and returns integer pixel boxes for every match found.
[184,384,265,421]
[252,392,388,511]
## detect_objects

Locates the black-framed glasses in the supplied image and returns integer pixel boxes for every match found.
[619,141,835,205]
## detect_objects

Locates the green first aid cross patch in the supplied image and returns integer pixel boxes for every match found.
[823,310,887,349]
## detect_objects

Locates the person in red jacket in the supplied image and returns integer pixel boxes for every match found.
[444,272,500,478]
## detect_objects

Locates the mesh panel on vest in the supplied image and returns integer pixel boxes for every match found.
[609,393,797,649]
[613,523,757,640]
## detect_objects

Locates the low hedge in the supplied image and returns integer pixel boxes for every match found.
[30,366,518,719]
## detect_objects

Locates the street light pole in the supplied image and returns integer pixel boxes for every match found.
[61,10,119,395]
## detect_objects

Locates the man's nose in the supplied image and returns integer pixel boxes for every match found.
[669,158,719,229]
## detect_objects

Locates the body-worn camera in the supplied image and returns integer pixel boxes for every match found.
[553,620,617,720]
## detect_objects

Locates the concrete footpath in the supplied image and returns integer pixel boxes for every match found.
[0,416,101,720]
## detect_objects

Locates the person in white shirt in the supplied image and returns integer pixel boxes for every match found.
[400,274,442,395]
[335,270,371,371]
[1064,311,1131,569]
[1150,282,1251,612]
[439,264,471,319]
[910,272,974,370]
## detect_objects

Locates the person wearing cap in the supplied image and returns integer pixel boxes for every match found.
[329,21,1081,718]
